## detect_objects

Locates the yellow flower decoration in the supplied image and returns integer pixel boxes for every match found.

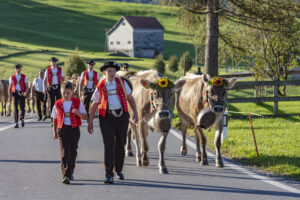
[158,78,168,88]
[208,77,228,87]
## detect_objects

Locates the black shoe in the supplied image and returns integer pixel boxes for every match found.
[104,176,114,184]
[115,172,125,180]
[70,175,74,181]
[62,177,70,184]
[42,116,47,121]
[21,120,24,127]
[37,118,42,121]
[15,124,19,128]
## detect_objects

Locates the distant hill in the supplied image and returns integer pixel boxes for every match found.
[110,0,160,4]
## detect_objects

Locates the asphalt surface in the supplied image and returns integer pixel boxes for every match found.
[0,114,300,200]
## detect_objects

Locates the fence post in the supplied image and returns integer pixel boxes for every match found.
[273,77,278,115]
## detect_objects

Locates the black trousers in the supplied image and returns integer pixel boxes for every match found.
[13,92,25,123]
[48,85,62,114]
[83,89,94,117]
[58,125,80,179]
[99,111,129,177]
[35,91,46,119]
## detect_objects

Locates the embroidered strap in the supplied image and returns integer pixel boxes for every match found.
[64,113,70,118]
[117,76,128,100]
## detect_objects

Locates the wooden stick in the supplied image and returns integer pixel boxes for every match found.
[248,113,259,157]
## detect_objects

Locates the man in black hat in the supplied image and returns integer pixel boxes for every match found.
[121,63,129,71]
[79,60,100,118]
[88,61,138,184]
[8,64,28,128]
[43,57,64,123]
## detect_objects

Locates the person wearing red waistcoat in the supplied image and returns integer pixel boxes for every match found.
[51,81,87,184]
[43,57,65,124]
[88,61,138,184]
[8,64,28,128]
[79,60,99,119]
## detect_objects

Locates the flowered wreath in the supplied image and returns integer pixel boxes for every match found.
[208,77,228,87]
[125,71,136,77]
[149,77,174,90]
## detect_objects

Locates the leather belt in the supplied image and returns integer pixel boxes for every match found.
[51,84,59,90]
[84,87,95,93]
[64,113,70,118]
[109,108,123,117]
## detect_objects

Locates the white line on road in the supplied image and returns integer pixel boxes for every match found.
[0,119,35,132]
[170,128,300,195]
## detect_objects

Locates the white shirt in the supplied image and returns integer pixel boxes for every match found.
[91,79,132,110]
[51,100,87,125]
[32,77,44,93]
[80,70,100,89]
[44,67,64,85]
[9,74,28,91]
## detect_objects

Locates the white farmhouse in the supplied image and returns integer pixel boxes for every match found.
[106,16,164,58]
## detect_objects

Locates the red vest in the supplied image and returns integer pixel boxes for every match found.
[47,67,62,85]
[97,78,128,117]
[83,70,98,87]
[11,74,26,92]
[55,97,82,128]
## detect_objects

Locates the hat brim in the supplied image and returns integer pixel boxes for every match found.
[100,64,120,72]
[50,59,58,62]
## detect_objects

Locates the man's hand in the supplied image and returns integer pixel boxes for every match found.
[133,112,139,124]
[8,96,12,102]
[87,121,93,134]
[72,108,80,116]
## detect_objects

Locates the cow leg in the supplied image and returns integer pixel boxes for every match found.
[158,132,168,174]
[27,97,31,113]
[125,128,133,157]
[7,101,11,116]
[131,123,141,167]
[215,119,224,167]
[196,127,208,165]
[1,102,3,116]
[180,121,188,155]
[32,96,35,113]
[140,122,149,166]
[194,129,201,162]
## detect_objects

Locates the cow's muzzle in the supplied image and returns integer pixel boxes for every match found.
[158,110,170,118]
[213,105,224,113]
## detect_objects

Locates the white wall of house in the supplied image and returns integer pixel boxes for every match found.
[107,18,134,55]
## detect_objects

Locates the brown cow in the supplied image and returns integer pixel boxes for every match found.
[175,74,236,167]
[0,80,12,116]
[127,70,185,173]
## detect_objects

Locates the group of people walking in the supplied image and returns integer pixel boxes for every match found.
[7,58,139,185]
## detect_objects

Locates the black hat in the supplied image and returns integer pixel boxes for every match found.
[87,60,96,65]
[100,61,120,72]
[14,64,23,69]
[121,63,129,69]
[49,57,58,62]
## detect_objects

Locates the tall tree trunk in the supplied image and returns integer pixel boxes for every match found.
[205,0,219,77]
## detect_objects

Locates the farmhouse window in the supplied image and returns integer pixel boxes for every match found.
[117,41,120,45]
[128,41,131,44]
[122,22,125,26]
[110,42,114,45]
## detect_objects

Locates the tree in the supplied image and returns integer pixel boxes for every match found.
[163,0,300,77]
[180,51,193,74]
[153,53,165,74]
[168,55,179,72]
[65,48,86,76]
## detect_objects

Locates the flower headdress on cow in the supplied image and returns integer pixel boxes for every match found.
[125,71,136,77]
[149,77,174,90]
[208,77,228,87]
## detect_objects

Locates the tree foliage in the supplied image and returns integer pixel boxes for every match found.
[153,53,165,74]
[180,51,193,72]
[65,49,86,76]
[168,55,179,72]
[163,0,300,77]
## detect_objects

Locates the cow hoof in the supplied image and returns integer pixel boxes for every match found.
[142,160,149,166]
[216,161,224,168]
[159,168,168,174]
[180,146,187,156]
[200,160,208,166]
[137,160,142,167]
[126,151,134,157]
[195,156,201,162]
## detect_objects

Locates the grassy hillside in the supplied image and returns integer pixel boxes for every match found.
[0,0,195,81]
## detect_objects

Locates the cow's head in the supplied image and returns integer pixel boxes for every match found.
[202,74,237,113]
[140,77,186,133]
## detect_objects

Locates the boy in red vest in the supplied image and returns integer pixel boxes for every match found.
[8,64,28,128]
[88,61,138,184]
[44,57,65,123]
[51,81,87,184]
[79,60,99,118]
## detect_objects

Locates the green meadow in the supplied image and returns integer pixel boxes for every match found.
[0,0,299,181]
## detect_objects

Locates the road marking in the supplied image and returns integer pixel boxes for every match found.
[0,119,35,132]
[170,128,300,195]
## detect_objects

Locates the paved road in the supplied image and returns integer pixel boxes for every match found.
[0,115,300,200]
